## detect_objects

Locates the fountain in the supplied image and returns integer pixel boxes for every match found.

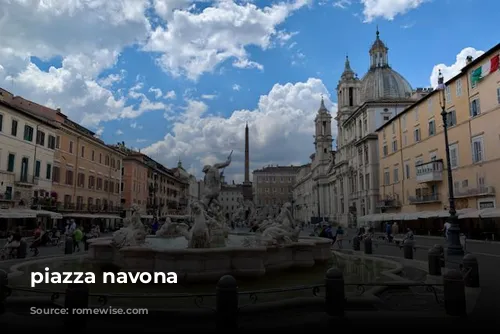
[87,155,332,282]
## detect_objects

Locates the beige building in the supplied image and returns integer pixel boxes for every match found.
[253,165,301,207]
[220,184,243,217]
[0,89,58,207]
[51,112,125,215]
[374,43,500,225]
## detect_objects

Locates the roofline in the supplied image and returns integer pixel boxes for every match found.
[375,43,500,133]
[0,100,59,129]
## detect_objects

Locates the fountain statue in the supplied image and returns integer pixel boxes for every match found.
[156,217,189,238]
[112,205,147,249]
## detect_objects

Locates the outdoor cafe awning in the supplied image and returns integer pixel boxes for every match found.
[458,208,500,219]
[0,208,62,219]
[62,213,122,219]
[357,208,480,223]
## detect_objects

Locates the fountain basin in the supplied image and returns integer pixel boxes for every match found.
[88,235,332,282]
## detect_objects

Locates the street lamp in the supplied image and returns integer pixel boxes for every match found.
[437,69,464,256]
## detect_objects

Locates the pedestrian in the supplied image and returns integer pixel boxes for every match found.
[73,225,83,252]
[443,221,451,240]
[335,225,344,249]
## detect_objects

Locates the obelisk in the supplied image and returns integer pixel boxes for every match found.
[242,123,253,201]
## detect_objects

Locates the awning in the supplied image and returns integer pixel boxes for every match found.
[0,209,37,218]
[0,208,63,219]
[393,212,421,221]
[62,213,122,219]
[417,208,477,219]
[478,208,500,218]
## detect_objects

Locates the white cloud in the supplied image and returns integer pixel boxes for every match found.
[145,0,309,80]
[142,78,337,182]
[429,47,484,88]
[164,90,177,99]
[232,84,241,91]
[333,0,352,9]
[361,0,427,22]
[130,121,143,130]
[149,87,163,99]
[115,129,124,135]
[201,94,217,100]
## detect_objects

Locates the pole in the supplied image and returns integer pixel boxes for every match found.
[439,73,463,256]
[316,181,321,220]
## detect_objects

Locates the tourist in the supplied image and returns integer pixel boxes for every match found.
[335,225,344,249]
[30,223,43,256]
[3,228,22,258]
[443,221,451,241]
[385,222,392,242]
[392,222,399,235]
[403,228,414,243]
[152,219,159,235]
[73,225,83,252]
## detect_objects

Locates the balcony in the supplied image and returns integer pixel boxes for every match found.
[15,174,38,186]
[55,202,123,213]
[408,193,441,204]
[455,186,496,198]
[376,197,402,209]
[416,160,443,183]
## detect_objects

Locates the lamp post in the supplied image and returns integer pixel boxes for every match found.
[437,69,464,256]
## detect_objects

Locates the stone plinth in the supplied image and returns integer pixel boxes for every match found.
[88,236,332,282]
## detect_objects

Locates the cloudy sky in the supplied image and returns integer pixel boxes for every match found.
[0,0,497,183]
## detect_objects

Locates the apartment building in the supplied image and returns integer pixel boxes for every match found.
[220,184,243,216]
[376,43,500,216]
[0,90,58,206]
[52,113,125,214]
[121,153,149,213]
[253,165,300,207]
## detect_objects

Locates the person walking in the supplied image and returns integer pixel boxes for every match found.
[335,225,345,249]
[73,225,83,252]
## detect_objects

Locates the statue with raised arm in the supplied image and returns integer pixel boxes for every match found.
[202,152,232,208]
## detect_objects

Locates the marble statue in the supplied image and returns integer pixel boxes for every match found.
[201,155,231,208]
[156,217,189,238]
[112,205,147,249]
[243,202,301,247]
[187,201,211,248]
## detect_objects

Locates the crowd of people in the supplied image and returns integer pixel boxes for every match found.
[1,219,102,260]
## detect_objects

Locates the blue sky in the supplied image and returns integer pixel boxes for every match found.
[1,0,499,182]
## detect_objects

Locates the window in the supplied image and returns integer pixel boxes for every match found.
[36,130,45,146]
[414,128,421,142]
[445,86,451,103]
[88,175,95,188]
[46,163,52,180]
[11,120,17,136]
[430,152,437,161]
[99,153,102,163]
[35,160,41,177]
[470,98,481,117]
[0,114,3,132]
[414,107,419,121]
[393,168,399,183]
[402,114,407,130]
[391,122,395,134]
[384,169,390,185]
[446,110,457,127]
[91,150,95,161]
[383,144,388,156]
[428,120,436,136]
[405,163,410,179]
[383,115,390,121]
[456,78,462,96]
[77,173,85,187]
[365,174,370,190]
[65,170,74,185]
[497,87,500,104]
[47,135,56,149]
[105,155,110,166]
[52,166,60,183]
[472,136,484,163]
[97,177,103,190]
[392,140,397,152]
[81,145,85,158]
[23,125,34,141]
[56,135,60,149]
[403,133,407,147]
[7,153,15,172]
[104,180,109,192]
[449,143,459,169]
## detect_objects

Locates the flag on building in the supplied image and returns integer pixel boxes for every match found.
[471,54,499,84]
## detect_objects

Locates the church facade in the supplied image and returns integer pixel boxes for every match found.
[293,30,428,226]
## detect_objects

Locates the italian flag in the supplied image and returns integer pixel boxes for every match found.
[471,54,499,84]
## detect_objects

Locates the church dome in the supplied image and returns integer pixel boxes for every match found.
[360,66,413,102]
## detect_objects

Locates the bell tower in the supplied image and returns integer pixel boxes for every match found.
[314,97,333,163]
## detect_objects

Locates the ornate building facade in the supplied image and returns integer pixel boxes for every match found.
[294,29,427,226]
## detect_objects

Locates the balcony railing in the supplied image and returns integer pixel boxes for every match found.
[53,202,123,213]
[376,197,402,208]
[455,186,495,198]
[416,160,443,183]
[408,193,441,204]
[15,174,38,186]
